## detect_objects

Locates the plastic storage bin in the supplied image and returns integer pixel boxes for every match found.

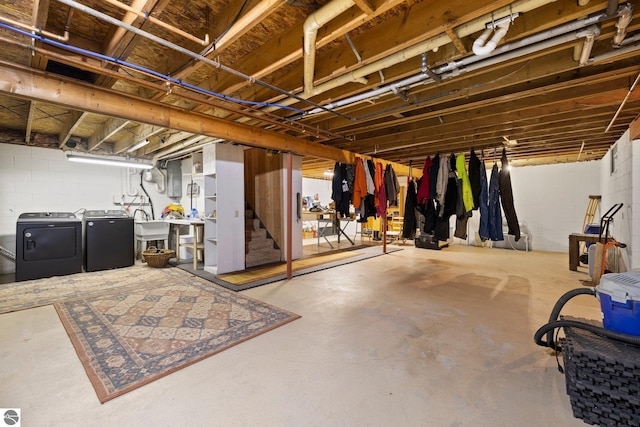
[596,271,640,336]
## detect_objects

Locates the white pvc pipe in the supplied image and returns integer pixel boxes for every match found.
[263,0,558,112]
[472,21,511,56]
[305,19,606,115]
[303,0,355,95]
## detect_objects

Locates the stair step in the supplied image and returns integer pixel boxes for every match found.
[245,209,254,219]
[245,248,282,268]
[244,218,261,231]
[246,228,267,240]
[246,238,275,251]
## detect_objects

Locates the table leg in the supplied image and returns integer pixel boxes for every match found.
[339,221,354,245]
[318,220,334,249]
[193,224,197,270]
[175,225,181,262]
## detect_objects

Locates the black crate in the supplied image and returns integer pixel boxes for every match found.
[560,316,640,426]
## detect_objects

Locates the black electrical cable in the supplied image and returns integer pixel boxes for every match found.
[140,171,155,220]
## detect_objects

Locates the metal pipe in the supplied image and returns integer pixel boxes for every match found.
[590,39,640,63]
[152,134,208,163]
[55,0,348,119]
[267,0,580,112]
[0,14,69,41]
[155,139,222,162]
[579,26,601,65]
[612,3,634,46]
[305,18,606,115]
[0,26,346,143]
[607,0,620,16]
[102,0,209,46]
[345,33,362,63]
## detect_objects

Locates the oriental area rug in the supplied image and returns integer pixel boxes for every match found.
[41,269,299,403]
[0,265,169,315]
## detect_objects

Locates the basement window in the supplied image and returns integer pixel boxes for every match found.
[610,144,618,175]
[45,61,95,83]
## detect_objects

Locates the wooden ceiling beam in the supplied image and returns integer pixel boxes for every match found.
[0,61,358,163]
[88,117,129,151]
[30,0,50,71]
[232,0,607,107]
[214,0,407,96]
[336,71,640,143]
[25,101,36,143]
[58,110,88,147]
[172,0,289,81]
[113,123,164,154]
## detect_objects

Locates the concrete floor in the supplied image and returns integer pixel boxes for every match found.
[0,243,600,426]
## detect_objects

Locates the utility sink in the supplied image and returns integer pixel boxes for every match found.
[134,220,170,240]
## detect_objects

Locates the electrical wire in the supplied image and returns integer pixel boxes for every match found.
[0,22,305,113]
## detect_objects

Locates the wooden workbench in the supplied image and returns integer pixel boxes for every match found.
[568,233,600,271]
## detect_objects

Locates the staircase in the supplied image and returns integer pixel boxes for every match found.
[245,207,282,268]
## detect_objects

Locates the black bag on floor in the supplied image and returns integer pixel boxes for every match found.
[415,234,441,250]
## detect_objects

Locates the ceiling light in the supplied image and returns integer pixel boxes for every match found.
[66,153,153,169]
[127,138,150,152]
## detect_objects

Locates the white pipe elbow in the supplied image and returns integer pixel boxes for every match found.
[473,21,510,56]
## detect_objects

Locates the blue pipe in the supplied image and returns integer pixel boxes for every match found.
[0,21,305,113]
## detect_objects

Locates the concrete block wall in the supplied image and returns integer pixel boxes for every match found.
[600,130,635,269]
[0,143,174,275]
[509,160,601,252]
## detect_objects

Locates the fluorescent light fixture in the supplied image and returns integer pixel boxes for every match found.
[66,153,153,169]
[127,138,150,153]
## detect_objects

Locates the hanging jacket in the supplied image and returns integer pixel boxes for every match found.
[488,162,504,241]
[436,154,450,215]
[478,151,490,241]
[385,164,399,206]
[346,163,355,193]
[375,162,387,217]
[468,150,482,210]
[352,158,368,209]
[416,156,432,204]
[403,179,417,239]
[365,159,375,195]
[331,162,342,206]
[499,148,521,241]
[331,162,350,217]
[456,153,474,212]
[442,155,458,219]
[429,153,440,200]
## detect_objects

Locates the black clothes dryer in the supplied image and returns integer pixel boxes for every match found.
[16,212,82,281]
[83,210,134,272]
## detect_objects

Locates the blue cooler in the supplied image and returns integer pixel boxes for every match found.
[583,223,600,248]
[596,271,640,336]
